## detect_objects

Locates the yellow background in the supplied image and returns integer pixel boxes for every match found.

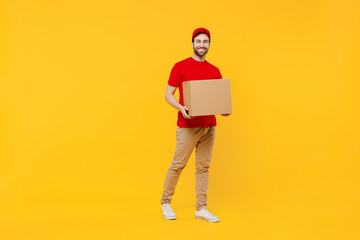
[1,0,359,239]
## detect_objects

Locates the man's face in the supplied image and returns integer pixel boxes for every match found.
[192,33,210,57]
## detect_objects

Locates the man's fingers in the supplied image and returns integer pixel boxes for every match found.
[183,113,195,119]
[180,106,191,119]
[181,110,192,119]
[183,113,191,119]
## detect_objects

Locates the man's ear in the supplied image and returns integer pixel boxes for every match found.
[191,42,194,48]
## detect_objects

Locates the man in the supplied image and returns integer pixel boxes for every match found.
[160,28,230,223]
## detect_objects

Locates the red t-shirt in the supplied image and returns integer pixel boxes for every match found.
[168,57,223,128]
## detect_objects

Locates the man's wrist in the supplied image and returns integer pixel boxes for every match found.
[177,104,183,111]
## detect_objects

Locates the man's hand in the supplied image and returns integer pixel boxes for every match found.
[221,114,231,117]
[180,106,194,119]
[164,84,195,119]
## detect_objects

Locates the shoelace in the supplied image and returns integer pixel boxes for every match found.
[163,205,175,215]
[200,208,215,217]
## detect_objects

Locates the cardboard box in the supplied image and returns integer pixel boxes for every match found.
[182,78,232,117]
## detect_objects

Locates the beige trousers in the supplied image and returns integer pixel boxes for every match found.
[161,126,216,211]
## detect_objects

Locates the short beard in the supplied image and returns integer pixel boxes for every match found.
[193,47,208,58]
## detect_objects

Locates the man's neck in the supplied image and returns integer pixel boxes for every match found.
[192,54,206,62]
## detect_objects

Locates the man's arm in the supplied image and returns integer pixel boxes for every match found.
[165,84,193,119]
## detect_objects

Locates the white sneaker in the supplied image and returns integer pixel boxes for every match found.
[161,204,177,220]
[195,207,220,222]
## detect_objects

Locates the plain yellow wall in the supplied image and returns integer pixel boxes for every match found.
[1,0,359,239]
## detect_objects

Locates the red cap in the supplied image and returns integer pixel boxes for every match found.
[192,28,211,42]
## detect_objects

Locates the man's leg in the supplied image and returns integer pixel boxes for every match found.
[161,127,204,204]
[194,126,216,211]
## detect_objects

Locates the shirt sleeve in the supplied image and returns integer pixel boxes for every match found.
[168,63,182,87]
[216,67,223,79]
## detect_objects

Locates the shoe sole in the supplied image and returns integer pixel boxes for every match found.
[163,215,177,220]
[195,215,220,223]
